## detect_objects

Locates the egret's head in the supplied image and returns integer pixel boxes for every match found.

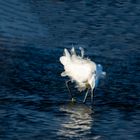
[96,64,106,78]
[89,64,106,90]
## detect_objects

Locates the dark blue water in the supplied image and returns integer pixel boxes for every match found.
[0,0,140,139]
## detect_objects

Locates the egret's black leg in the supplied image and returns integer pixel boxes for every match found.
[91,89,95,105]
[83,88,89,103]
[65,80,75,101]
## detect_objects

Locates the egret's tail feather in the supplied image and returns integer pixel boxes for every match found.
[70,47,76,56]
[60,56,70,66]
[79,47,84,58]
[64,48,71,58]
[60,49,72,65]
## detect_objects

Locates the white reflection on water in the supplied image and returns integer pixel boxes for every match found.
[58,102,96,139]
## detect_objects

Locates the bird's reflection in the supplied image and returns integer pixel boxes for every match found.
[58,102,94,138]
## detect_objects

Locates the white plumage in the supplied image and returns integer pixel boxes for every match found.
[60,47,106,93]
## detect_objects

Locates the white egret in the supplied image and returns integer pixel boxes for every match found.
[60,47,106,104]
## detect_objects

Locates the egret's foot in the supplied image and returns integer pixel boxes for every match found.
[83,101,86,104]
[71,98,76,103]
[90,105,94,111]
